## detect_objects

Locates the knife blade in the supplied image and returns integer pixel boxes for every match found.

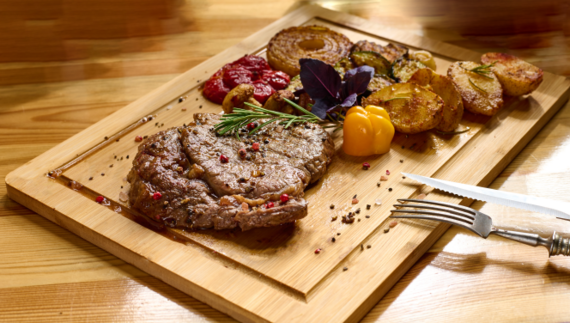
[402,172,570,221]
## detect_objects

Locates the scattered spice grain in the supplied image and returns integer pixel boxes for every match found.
[314,248,321,254]
[366,204,371,210]
[330,204,335,209]
[343,267,348,271]
[384,228,390,233]
[388,188,392,192]
[389,221,398,228]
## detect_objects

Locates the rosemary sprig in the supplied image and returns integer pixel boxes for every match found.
[461,61,496,79]
[468,78,487,93]
[214,100,320,139]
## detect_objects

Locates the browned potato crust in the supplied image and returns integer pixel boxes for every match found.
[263,90,295,114]
[221,84,261,114]
[481,52,543,96]
[447,61,503,116]
[362,83,444,134]
[408,68,464,132]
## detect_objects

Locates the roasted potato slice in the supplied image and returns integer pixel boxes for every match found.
[362,83,444,134]
[408,68,464,132]
[222,84,261,114]
[367,74,394,92]
[447,61,503,116]
[263,90,295,114]
[391,59,427,83]
[481,52,543,96]
[350,51,391,75]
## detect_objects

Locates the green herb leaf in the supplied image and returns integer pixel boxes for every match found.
[461,61,496,79]
[468,78,487,93]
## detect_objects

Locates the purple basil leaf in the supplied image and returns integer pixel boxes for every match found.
[339,93,358,108]
[299,58,341,101]
[311,97,338,119]
[342,65,374,97]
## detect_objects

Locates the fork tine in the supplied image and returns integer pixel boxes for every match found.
[390,213,474,232]
[397,198,477,215]
[393,203,475,220]
[390,209,473,225]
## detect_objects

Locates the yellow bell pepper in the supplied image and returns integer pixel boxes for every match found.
[343,105,395,156]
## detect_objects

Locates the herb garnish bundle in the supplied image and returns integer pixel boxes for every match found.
[461,61,496,79]
[214,99,321,139]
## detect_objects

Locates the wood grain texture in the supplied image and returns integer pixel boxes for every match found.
[3,1,570,322]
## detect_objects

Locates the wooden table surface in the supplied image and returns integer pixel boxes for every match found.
[2,1,570,322]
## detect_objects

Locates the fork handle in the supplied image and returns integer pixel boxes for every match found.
[491,230,570,257]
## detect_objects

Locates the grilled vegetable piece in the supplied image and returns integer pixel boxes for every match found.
[382,43,409,63]
[334,57,355,78]
[481,52,543,96]
[267,25,353,76]
[221,84,261,114]
[362,83,444,134]
[350,51,391,76]
[409,50,436,71]
[391,59,427,83]
[367,74,394,92]
[351,40,408,63]
[408,68,464,132]
[447,61,503,116]
[285,75,303,93]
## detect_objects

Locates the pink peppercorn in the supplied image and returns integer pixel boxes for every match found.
[220,155,229,163]
[252,142,260,151]
[247,122,256,130]
[96,196,105,203]
[362,162,370,170]
[152,192,162,200]
[266,201,274,209]
[280,194,289,203]
[386,170,390,175]
[135,136,143,142]
[238,148,247,159]
[314,248,321,254]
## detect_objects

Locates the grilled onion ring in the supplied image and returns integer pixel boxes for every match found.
[267,25,353,76]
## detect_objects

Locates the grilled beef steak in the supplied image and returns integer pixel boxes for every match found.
[127,113,334,230]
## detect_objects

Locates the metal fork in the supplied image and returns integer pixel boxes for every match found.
[391,199,570,257]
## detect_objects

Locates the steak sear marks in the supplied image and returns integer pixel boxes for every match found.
[128,113,334,231]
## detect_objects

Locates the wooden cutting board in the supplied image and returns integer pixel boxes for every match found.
[5,5,570,323]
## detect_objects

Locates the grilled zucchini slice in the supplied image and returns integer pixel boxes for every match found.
[334,57,355,78]
[481,52,543,97]
[391,59,426,83]
[350,51,391,76]
[447,61,503,116]
[367,74,394,92]
[362,83,444,134]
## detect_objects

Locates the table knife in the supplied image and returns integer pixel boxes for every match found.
[402,173,570,221]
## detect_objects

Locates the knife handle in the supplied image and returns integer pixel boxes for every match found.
[548,232,570,257]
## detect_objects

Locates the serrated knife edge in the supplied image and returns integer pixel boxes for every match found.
[402,172,570,221]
